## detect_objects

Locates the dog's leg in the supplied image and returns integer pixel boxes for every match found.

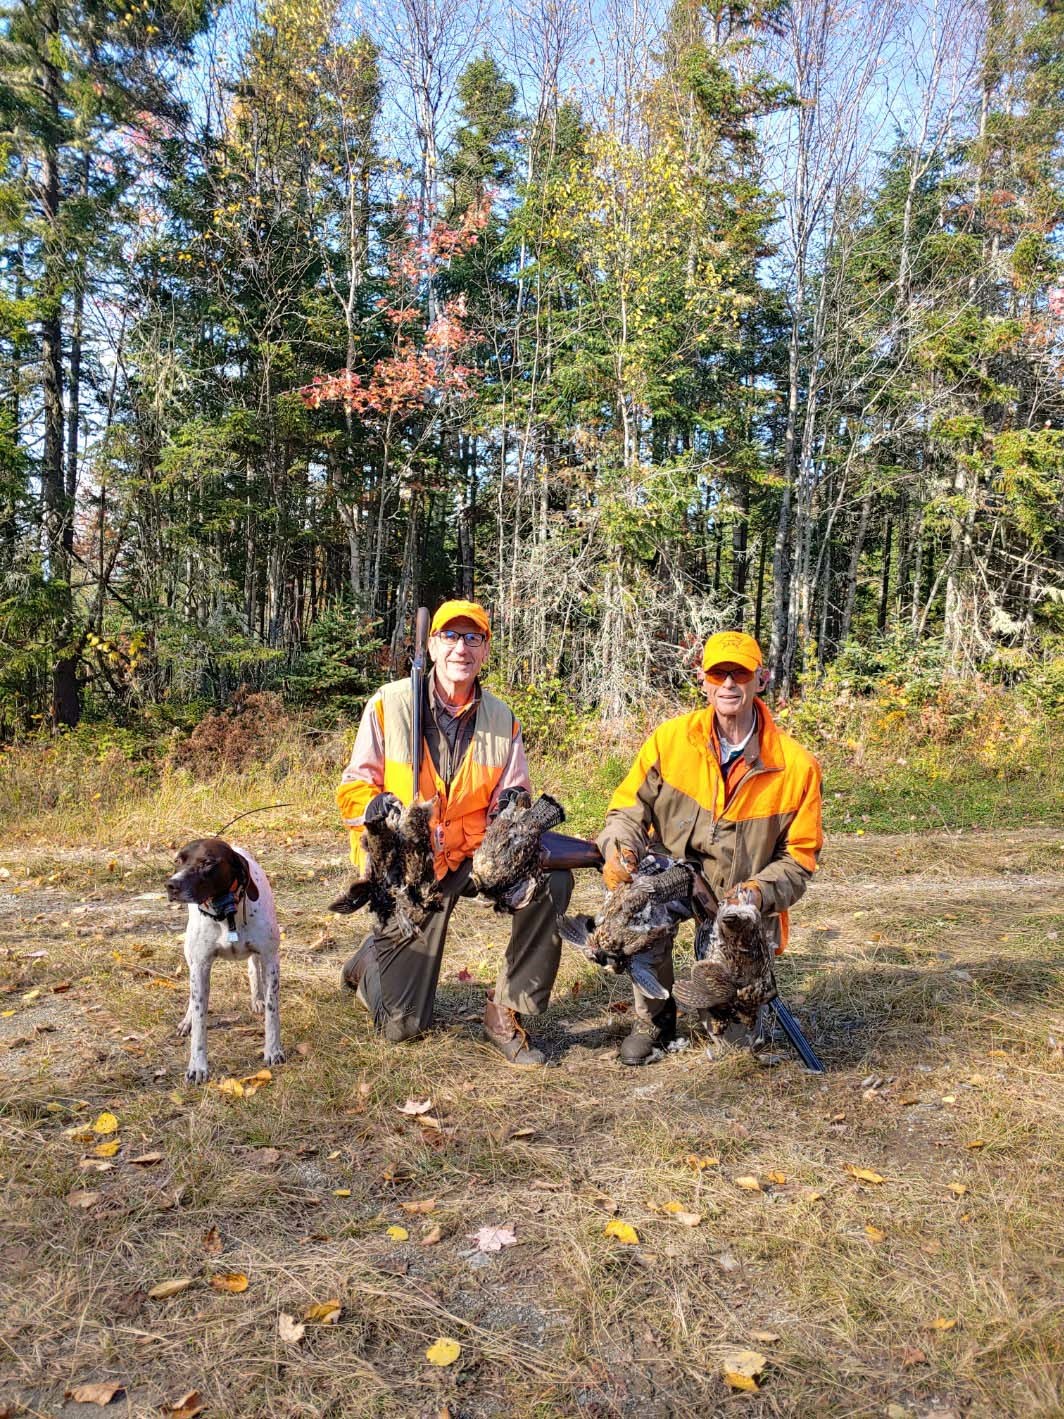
[262,952,285,1066]
[185,958,212,1083]
[248,955,265,1014]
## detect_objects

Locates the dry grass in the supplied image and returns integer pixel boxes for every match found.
[0,826,1062,1417]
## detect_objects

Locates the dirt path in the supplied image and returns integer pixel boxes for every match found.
[1,831,1061,1418]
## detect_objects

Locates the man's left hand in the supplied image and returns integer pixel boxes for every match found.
[726,881,762,909]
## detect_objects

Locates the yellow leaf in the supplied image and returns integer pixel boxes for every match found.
[723,1371,759,1392]
[685,1154,719,1170]
[304,1299,341,1324]
[148,1277,194,1299]
[764,1170,787,1185]
[92,1111,118,1135]
[965,1139,985,1150]
[215,1078,245,1098]
[93,1139,121,1158]
[386,1225,409,1242]
[209,1272,249,1293]
[420,1224,443,1246]
[603,1219,639,1244]
[947,1182,968,1196]
[661,1200,683,1214]
[925,1316,958,1331]
[864,1225,886,1242]
[425,1337,461,1366]
[0,1008,14,1017]
[844,1165,886,1184]
[333,1189,351,1197]
[735,1175,762,1192]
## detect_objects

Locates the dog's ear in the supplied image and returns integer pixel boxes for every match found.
[233,852,260,901]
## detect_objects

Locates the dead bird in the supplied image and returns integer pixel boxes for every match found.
[470,791,566,911]
[559,858,694,999]
[673,899,777,1037]
[329,795,442,940]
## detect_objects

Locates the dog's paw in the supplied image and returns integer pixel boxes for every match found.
[250,998,266,1015]
[264,1047,286,1066]
[176,1016,193,1037]
[185,1063,209,1084]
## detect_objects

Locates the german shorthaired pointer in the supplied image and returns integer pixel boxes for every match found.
[165,837,284,1083]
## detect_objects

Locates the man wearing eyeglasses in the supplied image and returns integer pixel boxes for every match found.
[337,599,572,1065]
[598,630,823,1065]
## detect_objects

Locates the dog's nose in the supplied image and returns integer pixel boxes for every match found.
[165,876,183,899]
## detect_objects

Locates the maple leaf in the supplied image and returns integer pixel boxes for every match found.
[469,1225,517,1252]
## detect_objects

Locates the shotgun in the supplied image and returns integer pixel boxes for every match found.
[410,606,430,796]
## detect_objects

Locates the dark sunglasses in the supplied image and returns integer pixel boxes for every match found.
[435,629,487,648]
[703,665,756,686]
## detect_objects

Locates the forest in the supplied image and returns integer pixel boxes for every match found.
[1,0,1062,733]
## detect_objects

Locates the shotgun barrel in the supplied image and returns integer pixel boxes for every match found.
[410,606,430,793]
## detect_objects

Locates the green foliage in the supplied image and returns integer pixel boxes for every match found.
[282,603,384,715]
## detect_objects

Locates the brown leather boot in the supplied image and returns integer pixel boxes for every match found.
[482,993,547,1067]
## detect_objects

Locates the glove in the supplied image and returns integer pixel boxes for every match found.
[363,791,402,826]
[725,880,762,909]
[494,785,528,815]
[602,845,638,892]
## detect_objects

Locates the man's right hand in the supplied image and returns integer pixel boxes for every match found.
[602,846,638,891]
[363,791,402,826]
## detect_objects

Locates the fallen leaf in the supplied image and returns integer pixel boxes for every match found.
[901,1345,927,1367]
[965,1139,985,1150]
[386,1225,409,1242]
[716,1251,740,1272]
[844,1164,886,1185]
[66,1381,124,1405]
[304,1299,341,1325]
[685,1154,719,1170]
[164,1390,204,1418]
[764,1170,787,1185]
[93,1139,121,1158]
[865,1225,886,1242]
[400,1198,437,1214]
[750,1330,779,1343]
[209,1272,249,1293]
[469,1225,517,1252]
[278,1312,305,1344]
[425,1337,462,1366]
[420,1225,443,1246]
[946,1182,968,1196]
[128,1151,164,1166]
[214,1078,245,1098]
[735,1175,762,1192]
[718,1346,767,1392]
[202,1227,223,1256]
[886,1406,908,1419]
[456,968,472,981]
[397,1098,433,1116]
[240,1068,272,1086]
[415,1113,442,1132]
[661,1200,684,1214]
[802,1189,824,1202]
[333,1189,352,1198]
[674,1211,702,1227]
[66,1190,101,1209]
[723,1372,759,1392]
[148,1277,194,1299]
[92,1112,119,1135]
[924,1316,958,1331]
[603,1219,639,1245]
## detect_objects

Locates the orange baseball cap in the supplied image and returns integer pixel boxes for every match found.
[702,630,763,672]
[430,599,491,638]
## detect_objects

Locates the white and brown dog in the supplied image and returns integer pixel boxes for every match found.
[165,837,284,1083]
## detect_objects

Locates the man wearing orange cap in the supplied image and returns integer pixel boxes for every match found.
[336,600,572,1065]
[597,630,823,1065]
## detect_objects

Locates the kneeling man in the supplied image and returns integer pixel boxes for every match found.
[598,631,823,1064]
[337,600,572,1066]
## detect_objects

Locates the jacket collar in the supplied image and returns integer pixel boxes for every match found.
[689,698,785,773]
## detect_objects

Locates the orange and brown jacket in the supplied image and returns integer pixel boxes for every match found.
[598,700,823,952]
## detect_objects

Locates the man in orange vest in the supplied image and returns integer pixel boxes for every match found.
[598,630,823,1065]
[337,600,572,1065]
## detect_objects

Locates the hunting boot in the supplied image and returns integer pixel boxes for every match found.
[482,992,547,1067]
[619,996,677,1066]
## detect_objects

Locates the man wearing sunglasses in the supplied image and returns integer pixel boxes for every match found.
[597,630,823,1065]
[337,600,572,1066]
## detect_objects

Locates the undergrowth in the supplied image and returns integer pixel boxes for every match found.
[0,675,1059,847]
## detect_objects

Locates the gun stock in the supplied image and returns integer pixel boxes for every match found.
[540,831,604,873]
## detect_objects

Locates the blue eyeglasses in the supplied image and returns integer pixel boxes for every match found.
[436,629,487,648]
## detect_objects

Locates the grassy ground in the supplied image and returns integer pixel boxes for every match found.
[0,821,1061,1418]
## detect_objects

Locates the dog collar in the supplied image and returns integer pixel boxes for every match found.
[198,879,245,942]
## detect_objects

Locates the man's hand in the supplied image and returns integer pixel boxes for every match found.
[725,880,762,909]
[494,785,529,815]
[363,791,402,826]
[603,846,639,892]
